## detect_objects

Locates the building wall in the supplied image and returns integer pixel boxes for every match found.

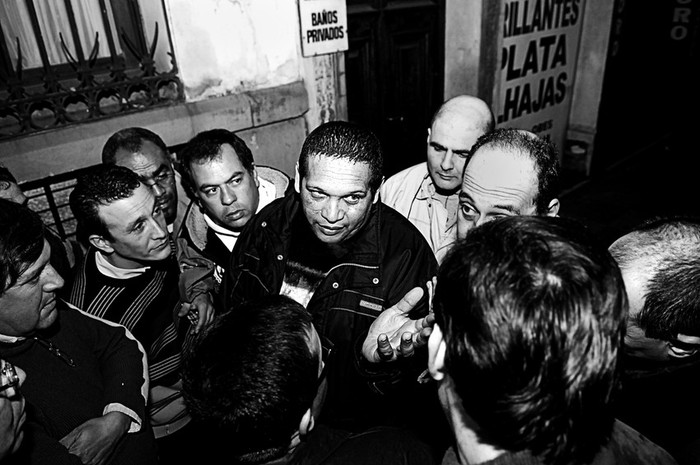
[0,0,344,182]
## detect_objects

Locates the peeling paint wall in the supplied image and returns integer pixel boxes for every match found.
[165,0,303,100]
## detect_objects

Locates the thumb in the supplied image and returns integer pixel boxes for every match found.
[393,286,424,315]
[178,302,192,317]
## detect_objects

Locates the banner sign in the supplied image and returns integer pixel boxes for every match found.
[299,0,348,57]
[496,0,585,153]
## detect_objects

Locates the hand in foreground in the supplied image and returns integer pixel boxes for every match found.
[362,282,436,363]
[59,411,130,465]
[179,292,215,333]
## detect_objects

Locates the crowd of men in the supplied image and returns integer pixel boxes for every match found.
[1,94,699,465]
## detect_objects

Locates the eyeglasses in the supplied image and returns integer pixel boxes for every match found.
[141,169,174,189]
[0,360,20,397]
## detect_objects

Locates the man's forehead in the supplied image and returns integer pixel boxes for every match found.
[97,184,153,227]
[305,155,372,188]
[15,239,50,285]
[114,142,169,172]
[462,148,538,199]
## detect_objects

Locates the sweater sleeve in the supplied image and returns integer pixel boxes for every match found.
[61,303,149,431]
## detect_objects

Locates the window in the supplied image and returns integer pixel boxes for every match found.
[0,0,182,140]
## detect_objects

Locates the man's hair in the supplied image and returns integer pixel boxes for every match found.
[182,295,318,464]
[101,127,169,164]
[468,128,560,214]
[0,198,45,294]
[609,215,700,340]
[0,164,17,184]
[298,121,384,192]
[178,128,255,198]
[434,216,626,465]
[70,164,141,242]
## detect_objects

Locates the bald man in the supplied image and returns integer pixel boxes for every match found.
[456,128,560,240]
[380,95,494,263]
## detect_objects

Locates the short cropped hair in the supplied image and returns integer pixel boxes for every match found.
[101,127,169,164]
[0,198,45,294]
[434,216,626,465]
[468,128,560,214]
[70,165,141,242]
[298,121,384,193]
[178,129,255,198]
[182,295,318,464]
[609,215,700,340]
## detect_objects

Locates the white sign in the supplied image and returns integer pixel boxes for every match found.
[298,0,348,57]
[495,0,585,155]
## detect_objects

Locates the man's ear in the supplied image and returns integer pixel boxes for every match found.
[294,163,301,194]
[426,127,431,143]
[0,180,10,190]
[428,324,448,382]
[89,234,114,255]
[668,334,700,359]
[545,198,560,217]
[298,408,315,437]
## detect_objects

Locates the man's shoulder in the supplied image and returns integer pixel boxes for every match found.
[380,163,429,208]
[257,165,292,198]
[594,420,679,465]
[378,202,430,245]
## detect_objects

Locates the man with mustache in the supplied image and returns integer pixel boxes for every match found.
[102,127,188,236]
[65,164,204,464]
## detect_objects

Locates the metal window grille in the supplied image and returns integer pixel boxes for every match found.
[0,0,183,141]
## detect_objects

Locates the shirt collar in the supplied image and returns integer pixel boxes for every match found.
[95,250,150,279]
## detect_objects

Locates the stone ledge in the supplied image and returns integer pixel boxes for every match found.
[1,81,309,183]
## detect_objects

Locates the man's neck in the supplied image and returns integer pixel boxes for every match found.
[95,250,152,278]
[440,379,504,464]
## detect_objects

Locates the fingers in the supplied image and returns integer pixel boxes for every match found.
[413,325,433,349]
[426,277,436,314]
[398,332,414,357]
[375,333,394,361]
[177,302,192,317]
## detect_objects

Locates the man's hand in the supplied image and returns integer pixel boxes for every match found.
[59,412,130,465]
[179,292,215,333]
[362,280,436,363]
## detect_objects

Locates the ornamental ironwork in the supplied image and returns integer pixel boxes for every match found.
[0,0,183,141]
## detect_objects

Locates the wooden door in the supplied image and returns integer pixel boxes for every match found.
[345,0,444,178]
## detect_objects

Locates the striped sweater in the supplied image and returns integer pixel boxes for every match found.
[65,247,195,437]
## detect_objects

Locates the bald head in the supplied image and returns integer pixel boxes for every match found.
[609,217,700,361]
[427,95,495,193]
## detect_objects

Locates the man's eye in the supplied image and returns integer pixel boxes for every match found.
[309,191,325,200]
[204,187,217,196]
[432,145,446,152]
[132,222,145,233]
[345,195,362,205]
[460,204,476,217]
[229,177,242,185]
[455,152,469,159]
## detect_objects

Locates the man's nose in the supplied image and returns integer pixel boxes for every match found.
[322,199,344,223]
[150,182,165,197]
[440,150,454,171]
[220,186,236,205]
[44,264,65,291]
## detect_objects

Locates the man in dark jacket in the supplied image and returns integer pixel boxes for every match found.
[222,121,442,446]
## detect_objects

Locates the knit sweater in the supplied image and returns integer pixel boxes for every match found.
[64,247,195,437]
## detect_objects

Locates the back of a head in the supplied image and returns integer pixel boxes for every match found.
[298,121,384,192]
[182,295,318,464]
[178,128,255,197]
[69,164,141,243]
[609,215,700,341]
[0,164,17,184]
[101,127,168,164]
[432,95,495,133]
[0,198,45,293]
[434,216,626,465]
[468,128,560,214]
